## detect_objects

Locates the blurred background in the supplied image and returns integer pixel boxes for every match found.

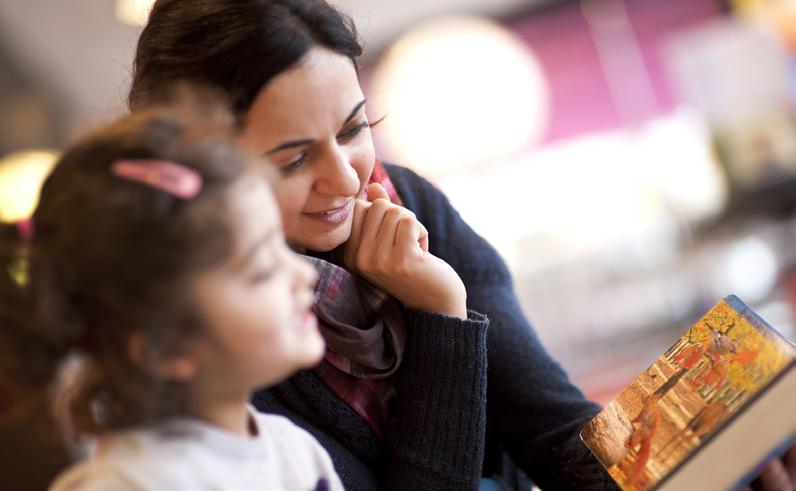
[1,0,795,404]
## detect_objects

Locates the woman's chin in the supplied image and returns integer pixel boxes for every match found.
[289,222,352,253]
[309,238,344,253]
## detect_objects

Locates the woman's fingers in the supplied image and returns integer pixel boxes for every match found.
[357,198,391,261]
[343,199,369,270]
[395,216,421,254]
[367,182,390,202]
[784,445,796,483]
[418,223,429,252]
[345,182,387,269]
[375,206,407,246]
[366,203,420,269]
[347,183,422,272]
[752,459,792,491]
[371,207,407,268]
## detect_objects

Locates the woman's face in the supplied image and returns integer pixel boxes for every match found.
[240,47,376,252]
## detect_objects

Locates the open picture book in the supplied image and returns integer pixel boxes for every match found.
[580,295,796,491]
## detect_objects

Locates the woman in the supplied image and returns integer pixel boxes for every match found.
[127,1,618,489]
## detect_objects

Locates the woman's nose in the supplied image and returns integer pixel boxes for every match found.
[313,143,361,197]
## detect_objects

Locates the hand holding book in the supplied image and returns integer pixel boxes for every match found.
[742,447,795,491]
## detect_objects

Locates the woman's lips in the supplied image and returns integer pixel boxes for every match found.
[303,200,353,225]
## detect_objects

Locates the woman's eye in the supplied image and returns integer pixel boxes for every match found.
[338,122,369,142]
[280,155,307,175]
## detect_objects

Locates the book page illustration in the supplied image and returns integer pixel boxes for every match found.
[580,297,794,491]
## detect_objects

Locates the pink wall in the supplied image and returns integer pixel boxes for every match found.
[506,0,723,144]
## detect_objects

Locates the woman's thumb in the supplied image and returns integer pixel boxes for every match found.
[367,182,390,202]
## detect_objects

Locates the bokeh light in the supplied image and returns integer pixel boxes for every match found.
[0,149,58,222]
[115,0,155,27]
[369,15,550,177]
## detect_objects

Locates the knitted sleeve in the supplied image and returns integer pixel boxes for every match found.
[384,309,489,490]
[385,163,617,489]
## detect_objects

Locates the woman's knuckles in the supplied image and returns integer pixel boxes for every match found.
[369,198,391,212]
[384,207,404,219]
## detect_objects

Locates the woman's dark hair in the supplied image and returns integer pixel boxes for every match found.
[128,0,363,120]
[0,98,256,437]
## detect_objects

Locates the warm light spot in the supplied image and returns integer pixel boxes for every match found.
[0,149,58,222]
[369,15,550,177]
[719,237,779,303]
[115,0,155,27]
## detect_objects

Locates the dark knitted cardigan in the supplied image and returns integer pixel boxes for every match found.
[253,164,617,490]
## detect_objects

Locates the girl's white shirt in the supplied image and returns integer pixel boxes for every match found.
[49,405,344,491]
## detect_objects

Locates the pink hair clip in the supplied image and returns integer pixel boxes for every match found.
[111,159,202,200]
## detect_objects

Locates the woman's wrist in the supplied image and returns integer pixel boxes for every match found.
[439,300,467,320]
[410,295,468,320]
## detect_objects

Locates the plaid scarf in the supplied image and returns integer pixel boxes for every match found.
[368,159,400,204]
[310,160,406,440]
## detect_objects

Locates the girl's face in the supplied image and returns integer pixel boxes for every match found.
[190,174,323,394]
[240,47,376,252]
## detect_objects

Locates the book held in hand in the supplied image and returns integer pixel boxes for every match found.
[580,295,795,491]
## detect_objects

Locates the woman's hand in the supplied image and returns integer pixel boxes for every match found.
[343,183,467,319]
[743,445,796,491]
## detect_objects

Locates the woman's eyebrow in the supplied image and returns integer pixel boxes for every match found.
[341,99,367,127]
[263,99,367,155]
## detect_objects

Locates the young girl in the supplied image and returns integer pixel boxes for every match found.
[0,102,344,490]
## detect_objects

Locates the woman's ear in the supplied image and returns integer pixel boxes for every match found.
[127,333,198,382]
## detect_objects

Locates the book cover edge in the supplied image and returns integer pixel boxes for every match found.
[724,295,796,352]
